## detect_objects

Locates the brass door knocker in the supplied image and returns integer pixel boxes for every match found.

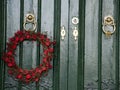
[23,13,37,31]
[102,15,116,37]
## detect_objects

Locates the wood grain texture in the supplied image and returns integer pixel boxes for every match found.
[1,0,120,90]
[78,0,85,89]
[5,0,20,90]
[84,0,99,89]
[102,0,115,89]
[68,0,79,90]
[0,0,7,90]
[59,0,69,90]
[40,0,54,90]
[114,0,120,90]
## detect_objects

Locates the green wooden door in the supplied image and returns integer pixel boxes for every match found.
[0,0,120,90]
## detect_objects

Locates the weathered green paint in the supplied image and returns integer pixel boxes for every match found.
[84,0,99,89]
[0,0,6,90]
[78,0,85,90]
[41,0,54,90]
[18,0,24,90]
[36,0,42,90]
[68,0,79,90]
[102,1,116,90]
[98,0,102,90]
[53,0,61,90]
[59,0,68,90]
[0,0,120,90]
[115,0,120,90]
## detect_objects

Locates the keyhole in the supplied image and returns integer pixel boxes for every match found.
[73,30,78,36]
[61,26,66,40]
[61,30,65,36]
[73,28,78,40]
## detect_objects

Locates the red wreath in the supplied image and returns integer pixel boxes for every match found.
[2,30,56,83]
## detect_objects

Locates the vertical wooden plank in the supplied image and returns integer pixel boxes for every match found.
[59,0,69,90]
[0,0,7,90]
[78,0,85,90]
[53,0,61,90]
[68,0,79,90]
[18,0,24,90]
[115,0,120,90]
[102,0,116,89]
[21,0,38,90]
[31,0,38,70]
[98,0,102,90]
[36,0,41,90]
[84,0,99,89]
[36,0,41,67]
[5,0,20,90]
[40,0,54,90]
[22,0,34,70]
